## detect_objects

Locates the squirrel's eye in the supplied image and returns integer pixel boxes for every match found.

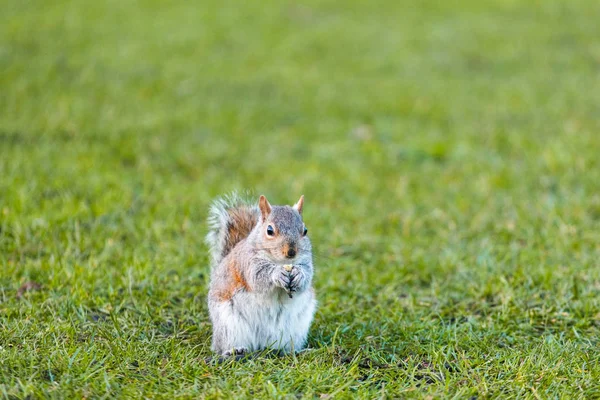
[303,227,308,236]
[266,225,275,236]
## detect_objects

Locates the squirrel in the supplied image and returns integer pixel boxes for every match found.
[205,193,316,357]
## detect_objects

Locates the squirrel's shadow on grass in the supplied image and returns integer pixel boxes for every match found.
[203,347,322,365]
[203,348,293,365]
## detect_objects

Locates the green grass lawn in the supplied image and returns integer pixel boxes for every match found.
[2,0,600,398]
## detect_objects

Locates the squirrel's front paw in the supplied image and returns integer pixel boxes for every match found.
[275,266,305,297]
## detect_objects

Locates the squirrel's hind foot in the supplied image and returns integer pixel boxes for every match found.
[223,347,248,357]
[205,347,251,364]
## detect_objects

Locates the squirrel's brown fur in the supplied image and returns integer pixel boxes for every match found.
[224,206,258,260]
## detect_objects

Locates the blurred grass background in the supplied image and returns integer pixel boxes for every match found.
[1,0,600,398]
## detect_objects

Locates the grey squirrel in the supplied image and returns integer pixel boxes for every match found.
[205,193,316,357]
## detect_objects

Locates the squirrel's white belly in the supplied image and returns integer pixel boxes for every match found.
[214,289,316,353]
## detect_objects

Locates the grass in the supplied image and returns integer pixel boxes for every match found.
[1,0,600,398]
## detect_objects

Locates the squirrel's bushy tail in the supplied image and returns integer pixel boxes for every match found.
[205,192,259,268]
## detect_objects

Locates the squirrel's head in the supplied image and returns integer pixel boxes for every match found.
[256,194,309,262]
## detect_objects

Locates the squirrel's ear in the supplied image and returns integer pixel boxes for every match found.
[293,195,304,215]
[258,195,272,221]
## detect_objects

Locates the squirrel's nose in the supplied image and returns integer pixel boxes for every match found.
[285,248,296,258]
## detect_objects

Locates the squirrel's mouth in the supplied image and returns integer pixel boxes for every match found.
[268,254,296,264]
[263,247,304,264]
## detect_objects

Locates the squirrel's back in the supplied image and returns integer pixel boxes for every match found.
[205,193,259,268]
